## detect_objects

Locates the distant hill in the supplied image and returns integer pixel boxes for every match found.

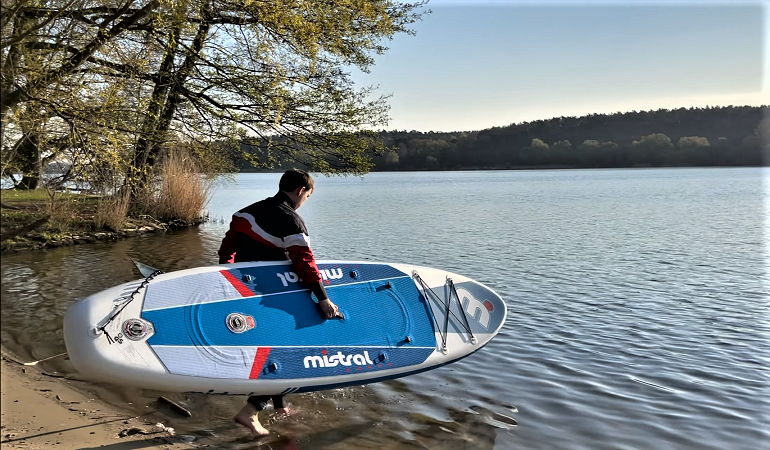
[233,105,767,171]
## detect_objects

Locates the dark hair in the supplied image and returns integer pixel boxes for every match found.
[279,169,314,192]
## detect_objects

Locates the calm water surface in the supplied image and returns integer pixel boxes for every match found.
[1,168,768,449]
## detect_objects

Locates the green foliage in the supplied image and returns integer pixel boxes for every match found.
[530,138,549,151]
[633,133,673,150]
[677,136,711,149]
[1,0,430,191]
[384,150,399,165]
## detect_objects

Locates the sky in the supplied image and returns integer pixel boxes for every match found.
[350,0,767,132]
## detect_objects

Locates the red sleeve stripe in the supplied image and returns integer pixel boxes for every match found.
[249,347,272,379]
[220,270,255,297]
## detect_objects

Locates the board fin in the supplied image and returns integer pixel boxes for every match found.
[133,260,163,278]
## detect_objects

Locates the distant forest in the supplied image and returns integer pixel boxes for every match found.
[234,106,768,172]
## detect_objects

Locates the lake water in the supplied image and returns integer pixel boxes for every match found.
[1,167,768,449]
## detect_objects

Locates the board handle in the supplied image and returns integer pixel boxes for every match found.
[315,303,346,320]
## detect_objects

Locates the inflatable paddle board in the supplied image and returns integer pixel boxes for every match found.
[64,261,507,395]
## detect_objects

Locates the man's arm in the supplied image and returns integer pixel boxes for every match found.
[286,244,339,318]
[218,229,237,264]
[305,280,339,318]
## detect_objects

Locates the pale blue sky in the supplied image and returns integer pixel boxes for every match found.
[351,0,767,132]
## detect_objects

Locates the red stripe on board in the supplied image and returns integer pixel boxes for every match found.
[220,270,255,297]
[249,347,272,379]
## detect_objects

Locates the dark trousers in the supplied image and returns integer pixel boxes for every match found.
[247,395,285,411]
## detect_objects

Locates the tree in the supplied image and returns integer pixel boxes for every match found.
[714,137,729,149]
[531,138,549,151]
[758,118,770,165]
[671,136,710,166]
[1,0,430,192]
[122,0,430,189]
[384,150,399,166]
[574,140,620,167]
[633,133,673,150]
[516,138,549,166]
[550,139,574,165]
[677,136,710,149]
[551,140,572,152]
[1,0,166,189]
[631,133,673,165]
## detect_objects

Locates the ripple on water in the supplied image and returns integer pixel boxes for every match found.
[2,168,768,450]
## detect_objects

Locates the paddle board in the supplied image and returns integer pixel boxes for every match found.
[63,261,507,395]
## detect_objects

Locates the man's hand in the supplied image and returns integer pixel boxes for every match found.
[318,298,340,319]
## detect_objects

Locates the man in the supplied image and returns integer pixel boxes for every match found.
[218,168,339,435]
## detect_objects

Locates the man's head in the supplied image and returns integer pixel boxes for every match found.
[279,169,314,210]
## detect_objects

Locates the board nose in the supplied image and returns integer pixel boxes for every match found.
[63,296,100,376]
[454,281,508,336]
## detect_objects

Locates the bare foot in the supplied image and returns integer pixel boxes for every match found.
[234,403,269,436]
[275,405,293,417]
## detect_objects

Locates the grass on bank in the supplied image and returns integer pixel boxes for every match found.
[1,154,211,247]
[1,189,101,235]
[1,189,51,202]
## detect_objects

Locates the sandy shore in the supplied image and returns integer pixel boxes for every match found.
[0,348,195,450]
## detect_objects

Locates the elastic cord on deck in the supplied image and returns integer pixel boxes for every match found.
[412,271,476,353]
[98,270,164,344]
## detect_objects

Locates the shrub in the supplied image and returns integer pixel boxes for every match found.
[46,190,76,233]
[94,190,130,231]
[152,150,210,224]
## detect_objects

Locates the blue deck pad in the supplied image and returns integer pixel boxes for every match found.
[256,346,436,380]
[143,276,437,349]
[228,263,410,297]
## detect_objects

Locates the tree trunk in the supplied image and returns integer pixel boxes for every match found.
[15,129,42,190]
[129,23,183,193]
[129,6,211,191]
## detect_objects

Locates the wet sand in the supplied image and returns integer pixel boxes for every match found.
[0,347,195,450]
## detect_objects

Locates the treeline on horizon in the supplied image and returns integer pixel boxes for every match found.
[232,105,768,171]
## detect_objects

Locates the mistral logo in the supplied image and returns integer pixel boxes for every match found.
[458,288,495,329]
[304,349,374,369]
[276,268,344,287]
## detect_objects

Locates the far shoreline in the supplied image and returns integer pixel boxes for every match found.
[236,164,765,174]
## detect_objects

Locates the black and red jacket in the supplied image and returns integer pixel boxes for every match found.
[218,192,326,297]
